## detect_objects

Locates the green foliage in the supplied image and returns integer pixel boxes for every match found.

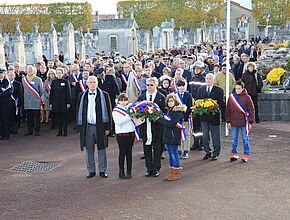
[286,57,290,71]
[0,2,93,33]
[117,0,224,29]
[252,0,290,26]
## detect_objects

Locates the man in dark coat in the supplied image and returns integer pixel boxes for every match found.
[196,73,225,161]
[49,68,71,136]
[7,68,23,135]
[137,77,166,177]
[76,75,112,178]
[0,68,13,140]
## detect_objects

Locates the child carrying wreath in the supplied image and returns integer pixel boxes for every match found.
[157,93,187,181]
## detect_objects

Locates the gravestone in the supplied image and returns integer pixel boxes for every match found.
[49,19,58,59]
[62,22,75,61]
[78,28,85,60]
[11,19,26,66]
[0,25,5,67]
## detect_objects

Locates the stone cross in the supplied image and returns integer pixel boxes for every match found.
[16,18,21,32]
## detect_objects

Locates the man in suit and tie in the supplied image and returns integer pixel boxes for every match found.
[197,73,225,161]
[76,76,112,178]
[7,67,23,135]
[137,77,166,177]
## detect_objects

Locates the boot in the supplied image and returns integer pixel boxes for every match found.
[119,169,126,180]
[126,166,132,179]
[166,168,181,181]
[164,167,173,180]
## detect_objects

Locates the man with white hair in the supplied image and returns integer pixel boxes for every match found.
[22,65,43,136]
[137,77,165,177]
[196,73,225,161]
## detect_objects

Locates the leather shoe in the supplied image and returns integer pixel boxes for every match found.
[34,131,40,136]
[25,132,33,136]
[203,153,212,160]
[145,170,152,177]
[86,172,96,178]
[152,171,160,177]
[211,156,218,161]
[99,172,108,178]
[56,133,62,136]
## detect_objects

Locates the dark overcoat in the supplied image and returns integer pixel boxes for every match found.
[77,89,112,151]
[49,78,71,113]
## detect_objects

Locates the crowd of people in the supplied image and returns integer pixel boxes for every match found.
[0,39,264,180]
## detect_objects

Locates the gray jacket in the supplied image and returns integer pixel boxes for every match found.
[23,76,43,110]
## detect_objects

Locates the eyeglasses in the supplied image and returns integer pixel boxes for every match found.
[146,84,154,86]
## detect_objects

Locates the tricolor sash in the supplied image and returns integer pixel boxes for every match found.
[229,93,251,136]
[188,113,193,132]
[113,106,140,142]
[164,114,186,140]
[79,80,86,92]
[171,80,178,92]
[121,73,128,86]
[132,71,141,93]
[45,82,51,93]
[72,73,80,82]
[23,77,43,107]
[174,91,184,105]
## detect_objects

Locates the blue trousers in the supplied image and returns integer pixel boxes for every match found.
[231,126,250,155]
[165,144,181,168]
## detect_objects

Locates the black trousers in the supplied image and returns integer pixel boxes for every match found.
[26,110,40,133]
[250,95,259,122]
[116,132,134,172]
[0,102,12,139]
[11,103,20,132]
[56,112,68,135]
[143,139,161,172]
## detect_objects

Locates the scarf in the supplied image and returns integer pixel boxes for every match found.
[77,88,109,126]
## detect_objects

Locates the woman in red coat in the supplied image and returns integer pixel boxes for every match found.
[226,80,255,162]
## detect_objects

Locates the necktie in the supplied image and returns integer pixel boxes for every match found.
[207,87,211,95]
[149,95,153,101]
[89,93,95,95]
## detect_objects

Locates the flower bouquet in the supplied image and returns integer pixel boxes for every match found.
[266,68,286,85]
[127,100,163,122]
[192,98,220,117]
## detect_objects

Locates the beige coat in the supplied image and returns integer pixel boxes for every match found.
[214,71,236,96]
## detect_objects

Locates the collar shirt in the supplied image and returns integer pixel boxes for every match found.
[87,91,97,124]
[145,89,157,145]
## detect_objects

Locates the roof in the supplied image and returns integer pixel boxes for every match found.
[92,19,137,30]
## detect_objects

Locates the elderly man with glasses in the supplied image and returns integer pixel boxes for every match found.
[137,77,166,177]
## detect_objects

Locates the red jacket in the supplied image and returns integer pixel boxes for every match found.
[226,90,255,127]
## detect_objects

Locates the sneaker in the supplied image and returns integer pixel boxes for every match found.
[181,151,189,159]
[241,154,249,162]
[230,153,239,162]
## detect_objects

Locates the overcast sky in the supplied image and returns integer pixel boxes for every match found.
[1,0,252,14]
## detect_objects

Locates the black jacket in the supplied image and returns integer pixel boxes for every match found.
[77,89,112,151]
[11,80,23,107]
[158,105,186,146]
[180,91,192,121]
[49,78,71,113]
[137,91,166,144]
[0,78,13,103]
[196,85,225,125]
[102,74,120,108]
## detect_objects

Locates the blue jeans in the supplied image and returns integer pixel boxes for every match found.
[165,144,181,168]
[231,126,250,155]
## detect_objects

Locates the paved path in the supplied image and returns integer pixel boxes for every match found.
[1,122,290,220]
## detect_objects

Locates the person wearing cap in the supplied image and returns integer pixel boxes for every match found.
[22,65,43,136]
[159,75,172,95]
[137,77,166,177]
[196,73,225,161]
[0,67,13,140]
[241,62,263,123]
[189,60,206,151]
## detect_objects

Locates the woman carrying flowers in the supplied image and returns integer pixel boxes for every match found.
[226,80,255,162]
[157,93,187,181]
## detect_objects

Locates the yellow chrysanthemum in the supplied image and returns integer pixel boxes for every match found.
[266,68,286,84]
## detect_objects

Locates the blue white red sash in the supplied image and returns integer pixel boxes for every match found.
[164,114,186,141]
[113,106,140,142]
[79,80,86,92]
[188,113,193,132]
[229,93,251,136]
[72,73,80,82]
[171,80,178,92]
[174,91,184,105]
[45,82,51,92]
[132,71,141,93]
[121,73,128,86]
[23,77,43,107]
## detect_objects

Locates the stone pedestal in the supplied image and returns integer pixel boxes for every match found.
[62,22,75,61]
[32,25,43,63]
[49,20,58,59]
[258,91,290,121]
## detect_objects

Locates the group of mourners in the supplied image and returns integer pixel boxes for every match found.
[0,39,264,181]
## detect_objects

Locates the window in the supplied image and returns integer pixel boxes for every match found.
[110,36,118,51]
